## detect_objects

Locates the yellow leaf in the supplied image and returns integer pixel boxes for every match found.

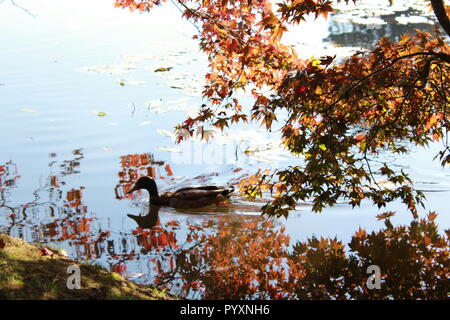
[154,67,173,72]
[315,86,323,95]
[311,57,321,68]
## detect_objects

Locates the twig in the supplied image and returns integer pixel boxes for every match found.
[325,51,450,113]
[10,0,36,18]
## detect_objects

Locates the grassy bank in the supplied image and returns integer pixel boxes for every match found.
[0,234,175,300]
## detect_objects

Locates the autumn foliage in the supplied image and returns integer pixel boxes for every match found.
[110,2,450,298]
[153,214,449,299]
[114,0,450,217]
[1,157,449,299]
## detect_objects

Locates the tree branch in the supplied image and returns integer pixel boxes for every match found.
[324,51,449,113]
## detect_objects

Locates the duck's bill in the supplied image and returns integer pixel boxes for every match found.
[126,185,138,194]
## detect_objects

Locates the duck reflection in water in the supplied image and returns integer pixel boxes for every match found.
[127,204,161,229]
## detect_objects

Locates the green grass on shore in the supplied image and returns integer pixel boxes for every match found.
[0,233,176,300]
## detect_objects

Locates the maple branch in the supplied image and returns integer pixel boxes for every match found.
[169,0,201,33]
[431,0,450,37]
[325,51,450,113]
[174,0,246,46]
[363,155,382,191]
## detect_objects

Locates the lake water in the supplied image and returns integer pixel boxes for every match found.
[1,0,449,298]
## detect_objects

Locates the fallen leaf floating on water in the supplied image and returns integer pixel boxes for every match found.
[20,108,37,113]
[139,121,151,126]
[89,110,107,117]
[103,147,113,151]
[154,67,173,72]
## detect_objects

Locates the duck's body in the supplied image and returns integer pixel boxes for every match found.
[127,177,234,209]
[154,186,234,208]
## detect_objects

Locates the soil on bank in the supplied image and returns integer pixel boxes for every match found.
[0,233,176,300]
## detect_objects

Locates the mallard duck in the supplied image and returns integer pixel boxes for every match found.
[126,176,235,209]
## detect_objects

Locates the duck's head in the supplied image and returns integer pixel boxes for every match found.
[126,176,159,197]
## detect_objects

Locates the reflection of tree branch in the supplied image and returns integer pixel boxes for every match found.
[154,226,209,295]
[3,0,36,18]
[0,202,28,234]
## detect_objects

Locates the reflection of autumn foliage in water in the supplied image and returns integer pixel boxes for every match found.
[153,214,449,300]
[152,217,291,299]
[285,212,449,300]
[0,161,20,195]
[0,152,182,278]
[0,152,112,261]
[113,153,181,275]
[0,161,21,230]
[115,152,174,200]
[1,152,448,299]
[133,224,179,254]
[131,221,181,280]
[198,218,290,299]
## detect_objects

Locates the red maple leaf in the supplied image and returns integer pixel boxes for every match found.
[113,263,126,274]
[295,85,306,94]
[40,247,54,257]
[0,239,6,249]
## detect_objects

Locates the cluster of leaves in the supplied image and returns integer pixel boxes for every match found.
[254,30,450,217]
[286,211,449,299]
[115,0,450,217]
[153,213,449,299]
